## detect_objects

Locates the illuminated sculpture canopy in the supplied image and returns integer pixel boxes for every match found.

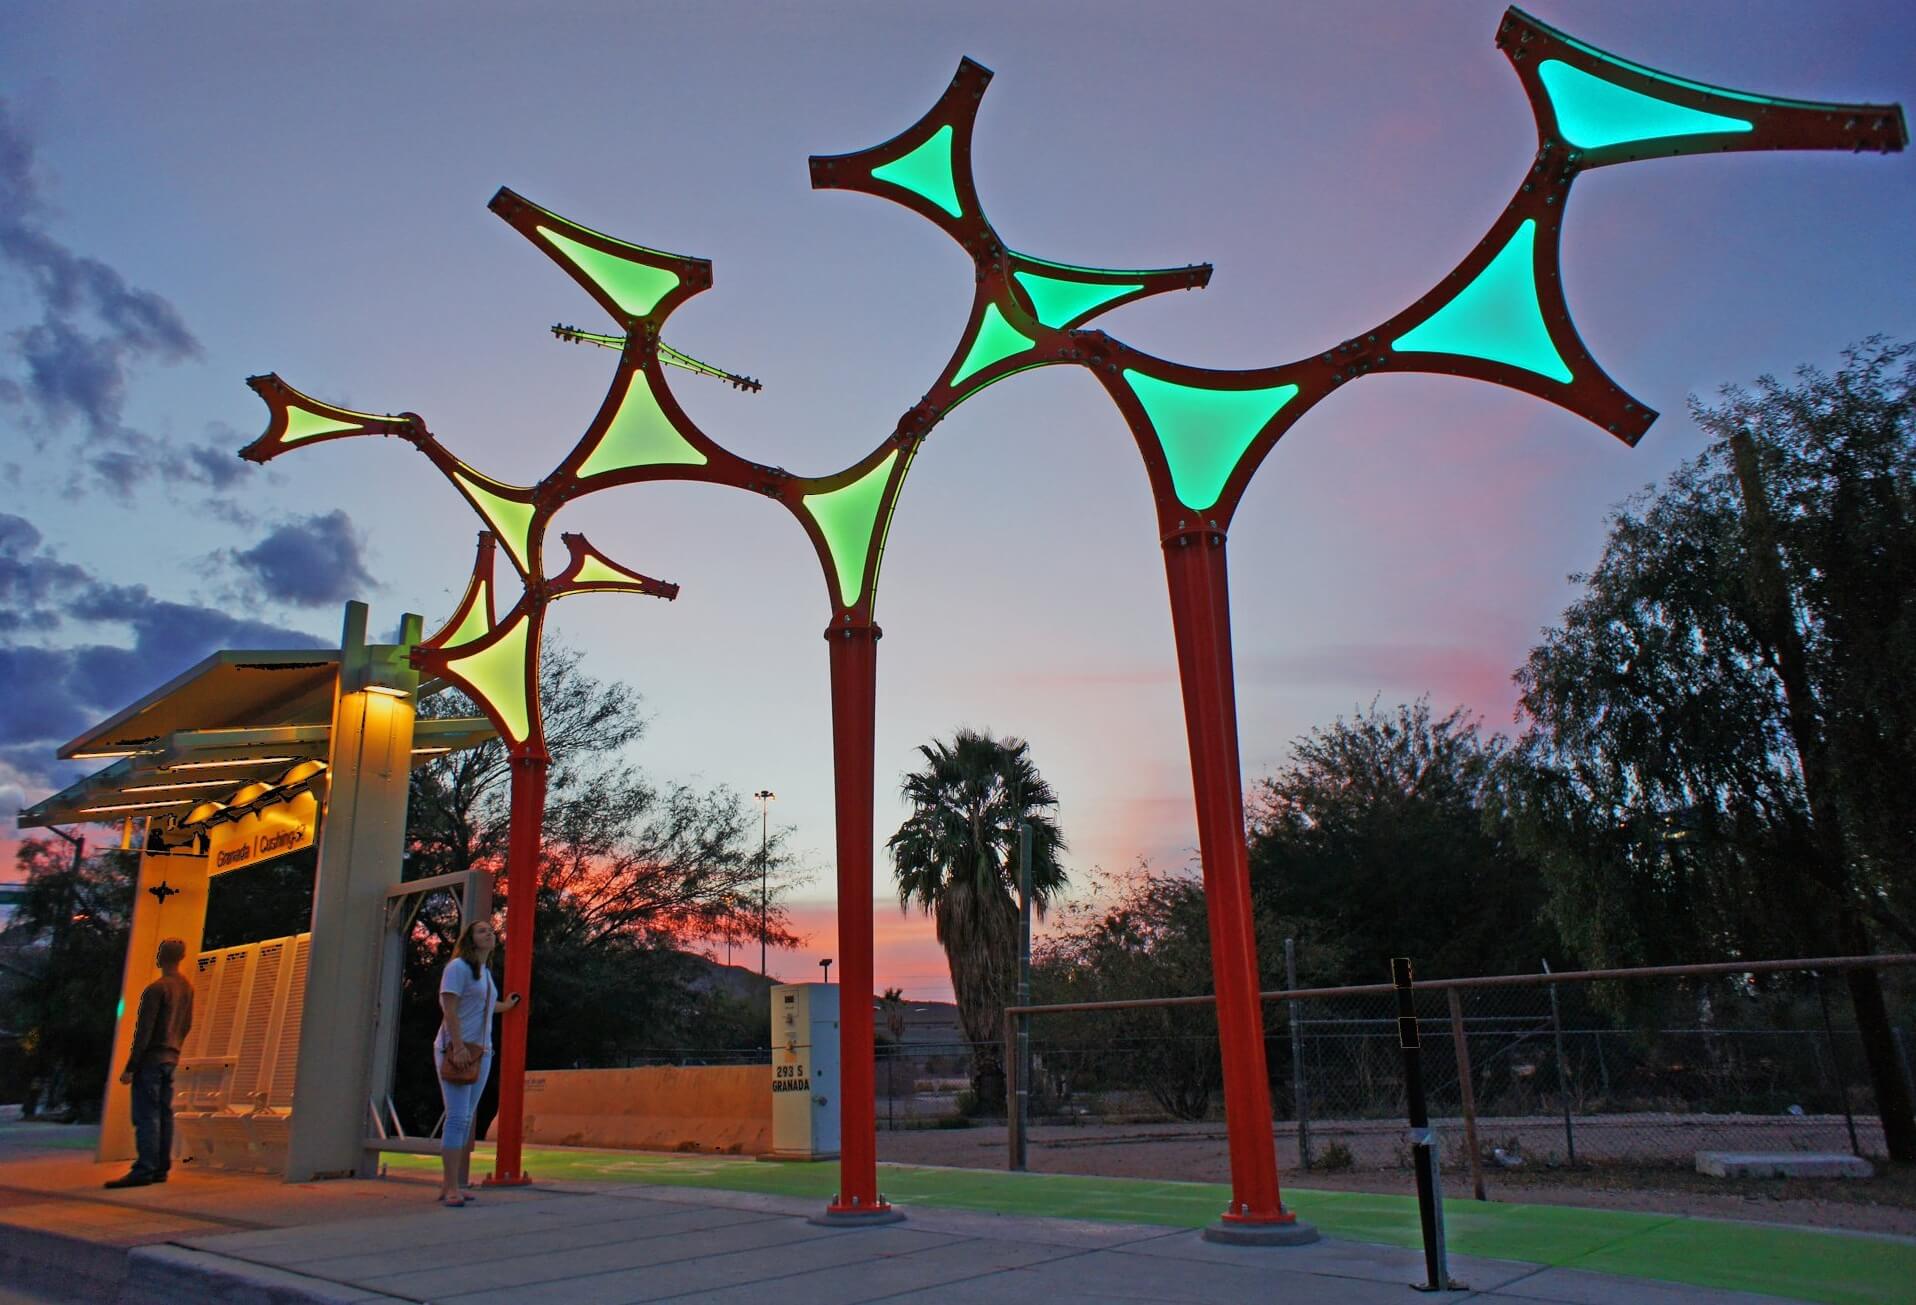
[238,5,1902,1228]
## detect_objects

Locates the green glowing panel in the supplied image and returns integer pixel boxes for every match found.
[1538,60,1752,151]
[1391,220,1573,384]
[1013,270,1144,329]
[440,580,493,650]
[537,226,681,318]
[282,406,366,444]
[950,305,1036,387]
[802,451,898,607]
[1121,371,1298,512]
[444,614,531,744]
[453,471,538,576]
[870,126,963,219]
[578,373,708,478]
[571,554,639,586]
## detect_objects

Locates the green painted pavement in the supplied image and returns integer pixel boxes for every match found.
[391,1147,1912,1305]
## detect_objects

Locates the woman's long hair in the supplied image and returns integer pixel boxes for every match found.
[451,921,494,980]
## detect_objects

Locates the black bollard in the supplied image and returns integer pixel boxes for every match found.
[1394,957,1464,1292]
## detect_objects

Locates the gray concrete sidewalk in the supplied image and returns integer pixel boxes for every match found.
[131,1180,1813,1305]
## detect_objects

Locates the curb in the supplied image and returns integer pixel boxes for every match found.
[0,1221,129,1303]
[124,1245,417,1304]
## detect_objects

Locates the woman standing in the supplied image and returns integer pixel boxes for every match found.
[435,919,520,1206]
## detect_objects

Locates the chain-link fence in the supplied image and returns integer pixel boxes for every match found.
[978,955,1916,1177]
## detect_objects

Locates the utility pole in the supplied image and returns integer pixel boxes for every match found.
[754,790,775,976]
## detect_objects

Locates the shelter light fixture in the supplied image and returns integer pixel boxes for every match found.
[69,750,144,761]
[411,746,453,755]
[80,799,192,814]
[162,757,297,771]
[120,780,235,794]
[363,684,411,698]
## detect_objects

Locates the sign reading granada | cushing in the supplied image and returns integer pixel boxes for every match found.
[206,791,319,874]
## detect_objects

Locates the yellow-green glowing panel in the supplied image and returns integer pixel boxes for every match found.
[802,450,898,607]
[571,554,640,586]
[578,372,708,478]
[282,406,368,444]
[950,304,1036,387]
[453,471,539,576]
[1122,371,1298,512]
[1013,270,1144,329]
[440,580,493,651]
[870,126,963,219]
[444,613,532,744]
[537,225,681,318]
[1391,220,1573,384]
[1538,60,1752,152]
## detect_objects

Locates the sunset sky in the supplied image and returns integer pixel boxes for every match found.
[3,2,1911,1001]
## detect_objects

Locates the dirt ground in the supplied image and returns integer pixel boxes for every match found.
[876,1119,1916,1238]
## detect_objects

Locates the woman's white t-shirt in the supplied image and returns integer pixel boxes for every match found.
[437,960,495,1053]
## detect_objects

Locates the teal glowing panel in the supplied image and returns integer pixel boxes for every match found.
[870,126,963,219]
[1122,371,1299,512]
[1013,270,1143,329]
[1538,60,1752,152]
[1391,220,1573,384]
[950,304,1035,386]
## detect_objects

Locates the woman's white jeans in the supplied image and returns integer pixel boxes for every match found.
[434,1047,493,1152]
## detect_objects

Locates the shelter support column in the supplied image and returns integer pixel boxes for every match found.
[1161,532,1313,1242]
[818,622,900,1224]
[285,603,421,1182]
[98,832,210,1163]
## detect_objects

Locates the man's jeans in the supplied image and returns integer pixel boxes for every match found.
[129,1062,176,1178]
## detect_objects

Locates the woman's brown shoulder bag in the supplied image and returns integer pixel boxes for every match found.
[440,1043,481,1084]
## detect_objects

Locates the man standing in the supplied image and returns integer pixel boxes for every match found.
[105,938,193,1189]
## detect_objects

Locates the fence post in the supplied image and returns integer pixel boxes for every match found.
[1447,987,1486,1201]
[1895,1027,1916,1119]
[1005,1010,1024,1171]
[1814,971,1862,1158]
[1542,959,1576,1166]
[1286,937,1311,1171]
[1394,958,1461,1292]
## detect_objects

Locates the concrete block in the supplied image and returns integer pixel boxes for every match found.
[1694,1150,1873,1179]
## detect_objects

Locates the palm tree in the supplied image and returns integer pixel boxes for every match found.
[888,728,1067,1109]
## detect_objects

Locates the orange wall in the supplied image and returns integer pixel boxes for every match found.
[522,1065,772,1155]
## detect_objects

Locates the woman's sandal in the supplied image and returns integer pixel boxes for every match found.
[440,1194,467,1208]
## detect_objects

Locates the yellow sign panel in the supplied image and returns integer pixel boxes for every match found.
[206,791,319,875]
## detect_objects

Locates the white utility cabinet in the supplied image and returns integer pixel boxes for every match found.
[768,982,839,1160]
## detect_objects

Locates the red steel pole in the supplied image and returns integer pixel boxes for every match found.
[823,624,892,1219]
[1161,532,1293,1227]
[487,746,548,1186]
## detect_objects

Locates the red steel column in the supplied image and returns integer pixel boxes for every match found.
[823,623,891,1218]
[487,747,548,1186]
[1161,532,1293,1226]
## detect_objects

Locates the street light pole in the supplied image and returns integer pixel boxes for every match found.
[754,790,775,976]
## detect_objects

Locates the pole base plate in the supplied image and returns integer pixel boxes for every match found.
[482,1172,534,1187]
[809,1205,906,1228]
[1202,1217,1320,1246]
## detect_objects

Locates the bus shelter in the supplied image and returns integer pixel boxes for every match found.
[16,602,496,1181]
